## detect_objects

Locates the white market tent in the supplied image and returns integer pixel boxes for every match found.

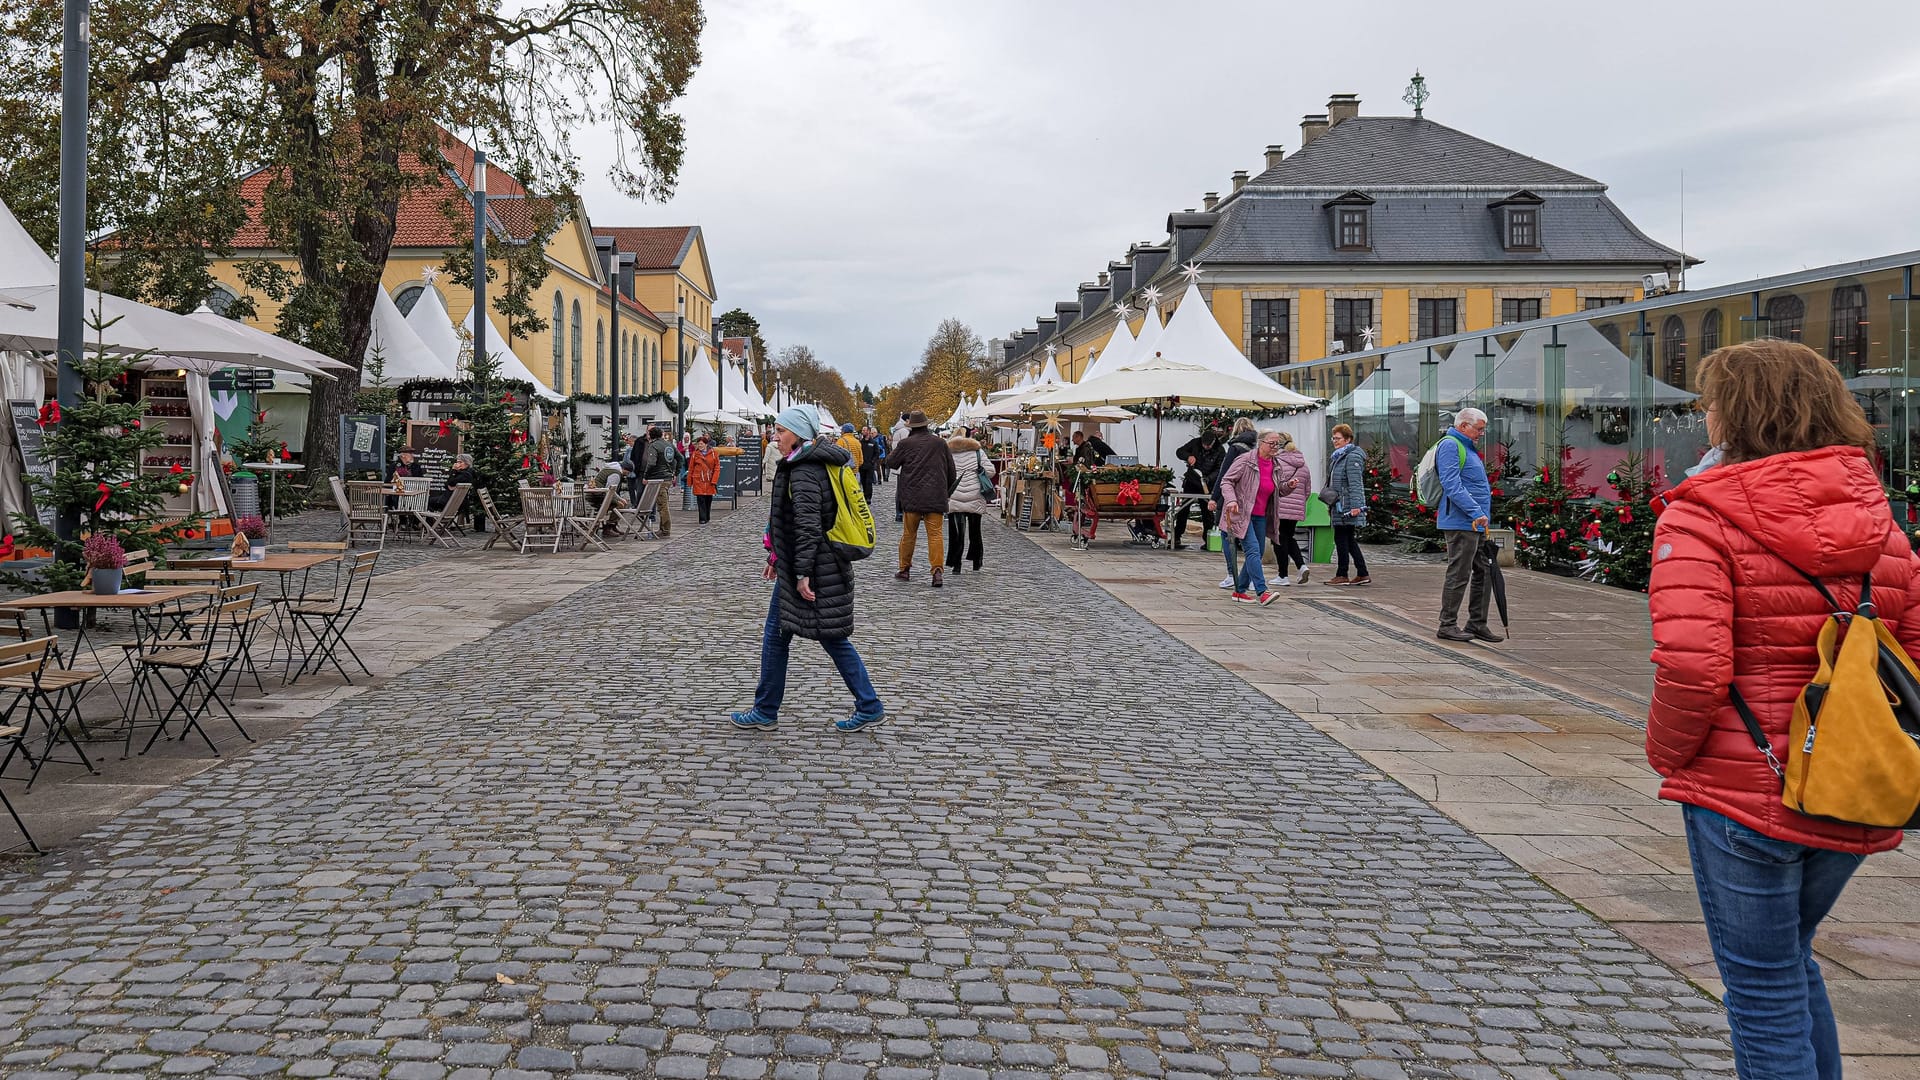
[1152,280,1280,383]
[457,307,564,401]
[402,287,466,377]
[1078,304,1145,384]
[681,349,757,431]
[364,288,448,384]
[1024,357,1320,467]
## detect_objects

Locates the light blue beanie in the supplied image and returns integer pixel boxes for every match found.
[776,404,820,441]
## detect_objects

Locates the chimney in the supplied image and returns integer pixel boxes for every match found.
[1301,113,1329,146]
[1202,192,1219,211]
[1097,271,1109,286]
[1231,170,1248,192]
[1327,93,1360,126]
[1264,144,1285,169]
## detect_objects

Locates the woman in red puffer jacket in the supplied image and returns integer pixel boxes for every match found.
[1649,339,1913,1080]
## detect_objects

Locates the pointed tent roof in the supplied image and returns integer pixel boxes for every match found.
[365,288,453,383]
[404,287,466,370]
[719,360,768,418]
[456,308,563,400]
[1035,354,1065,384]
[0,198,57,286]
[1080,306,1142,383]
[1150,280,1279,383]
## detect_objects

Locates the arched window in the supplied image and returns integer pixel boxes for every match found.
[1829,284,1868,374]
[570,300,584,392]
[1766,293,1805,342]
[552,292,565,390]
[1661,315,1688,388]
[1700,309,1722,356]
[205,284,241,318]
[595,320,606,393]
[394,284,425,316]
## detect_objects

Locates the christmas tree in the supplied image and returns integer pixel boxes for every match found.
[1581,453,1661,590]
[1512,442,1592,573]
[460,335,543,514]
[1357,443,1400,543]
[354,348,409,475]
[227,407,310,517]
[3,342,203,593]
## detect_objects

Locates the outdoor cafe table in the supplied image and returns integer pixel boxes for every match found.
[173,551,341,595]
[0,586,218,723]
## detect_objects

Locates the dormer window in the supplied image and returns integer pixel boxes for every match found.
[1489,191,1544,252]
[1323,191,1374,252]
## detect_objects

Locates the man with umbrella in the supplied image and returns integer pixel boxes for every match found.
[1434,408,1503,643]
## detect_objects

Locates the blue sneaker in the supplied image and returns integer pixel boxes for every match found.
[730,710,778,730]
[834,710,885,733]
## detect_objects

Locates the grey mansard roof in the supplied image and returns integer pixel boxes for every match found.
[1247,116,1597,188]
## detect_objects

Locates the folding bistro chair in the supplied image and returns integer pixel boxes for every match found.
[282,551,379,683]
[618,479,666,540]
[414,483,471,549]
[0,625,98,788]
[0,641,45,853]
[330,476,354,538]
[566,486,621,553]
[346,480,389,549]
[477,488,523,551]
[517,488,563,554]
[126,587,258,757]
[171,582,271,693]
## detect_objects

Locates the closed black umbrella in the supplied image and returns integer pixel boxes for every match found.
[1478,533,1510,634]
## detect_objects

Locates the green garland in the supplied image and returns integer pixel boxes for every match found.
[1130,402,1327,422]
[564,391,687,413]
[1076,465,1173,485]
[395,376,540,405]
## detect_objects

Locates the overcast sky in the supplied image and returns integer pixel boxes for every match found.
[572,0,1920,389]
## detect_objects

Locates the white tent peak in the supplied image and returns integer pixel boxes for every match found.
[404,287,465,371]
[365,288,453,384]
[1154,280,1283,385]
[456,307,562,400]
[1035,354,1064,385]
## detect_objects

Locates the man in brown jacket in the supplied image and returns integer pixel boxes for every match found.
[886,409,957,587]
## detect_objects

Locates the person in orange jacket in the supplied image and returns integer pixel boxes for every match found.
[687,434,721,524]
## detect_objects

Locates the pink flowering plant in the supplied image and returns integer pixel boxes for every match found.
[81,533,127,570]
[237,515,269,540]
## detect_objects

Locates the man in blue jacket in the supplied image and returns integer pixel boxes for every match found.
[1435,407,1500,643]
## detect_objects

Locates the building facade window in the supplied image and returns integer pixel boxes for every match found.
[1417,298,1458,340]
[1700,309,1722,355]
[1661,315,1688,388]
[1500,298,1542,324]
[596,321,606,392]
[570,299,583,392]
[204,284,240,318]
[1766,293,1805,341]
[1829,284,1868,372]
[1505,208,1538,250]
[1332,298,1372,355]
[1336,208,1369,250]
[552,292,565,390]
[1250,299,1289,368]
[1585,296,1627,310]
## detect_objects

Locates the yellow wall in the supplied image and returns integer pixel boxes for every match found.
[1548,287,1578,317]
[1297,289,1326,363]
[1381,288,1409,347]
[1209,289,1243,352]
[1464,289,1494,332]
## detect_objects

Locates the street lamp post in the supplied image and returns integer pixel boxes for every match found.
[470,151,486,403]
[53,0,89,622]
[604,246,622,458]
[674,294,687,440]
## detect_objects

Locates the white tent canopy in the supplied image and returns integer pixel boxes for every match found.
[1079,305,1144,384]
[456,308,564,401]
[365,288,451,383]
[403,287,466,375]
[1152,281,1280,383]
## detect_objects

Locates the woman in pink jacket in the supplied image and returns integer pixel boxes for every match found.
[1217,429,1285,604]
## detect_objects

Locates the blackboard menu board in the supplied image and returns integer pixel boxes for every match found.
[734,453,763,495]
[7,400,55,530]
[338,414,388,477]
[405,422,461,493]
[716,456,738,503]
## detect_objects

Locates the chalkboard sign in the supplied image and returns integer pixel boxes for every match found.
[734,453,763,495]
[717,456,738,507]
[7,400,55,531]
[405,422,461,493]
[339,414,387,476]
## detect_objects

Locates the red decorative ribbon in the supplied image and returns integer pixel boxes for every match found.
[1116,479,1142,505]
[36,402,58,427]
[501,392,516,404]
[438,419,452,437]
[169,463,183,474]
[279,445,291,461]
[0,535,13,559]
[94,482,112,511]
[511,430,527,444]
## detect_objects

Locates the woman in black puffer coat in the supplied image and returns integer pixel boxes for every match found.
[732,407,886,734]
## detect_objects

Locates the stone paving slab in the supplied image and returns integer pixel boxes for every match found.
[1036,525,1919,1072]
[0,486,1737,1078]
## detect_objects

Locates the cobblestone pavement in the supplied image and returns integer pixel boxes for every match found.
[0,485,1735,1079]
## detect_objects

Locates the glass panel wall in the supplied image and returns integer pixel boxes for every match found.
[1277,261,1920,501]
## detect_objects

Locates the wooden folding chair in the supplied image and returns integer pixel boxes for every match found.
[477,488,523,551]
[126,587,256,757]
[517,488,563,554]
[566,486,621,553]
[346,481,389,549]
[0,622,97,788]
[620,479,666,540]
[282,551,379,683]
[330,476,354,539]
[415,483,471,549]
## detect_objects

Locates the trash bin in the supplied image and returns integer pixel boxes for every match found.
[231,472,262,520]
[1300,496,1335,564]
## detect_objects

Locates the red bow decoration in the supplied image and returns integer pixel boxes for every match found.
[520,456,531,469]
[511,431,527,444]
[255,409,268,424]
[1582,521,1602,541]
[1618,507,1634,525]
[437,419,452,437]
[0,535,13,559]
[169,463,183,474]
[94,482,113,511]
[1115,479,1142,505]
[501,392,516,404]
[36,402,59,427]
[279,446,291,461]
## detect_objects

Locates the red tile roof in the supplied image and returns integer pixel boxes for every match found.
[597,226,695,270]
[229,127,549,250]
[721,337,747,359]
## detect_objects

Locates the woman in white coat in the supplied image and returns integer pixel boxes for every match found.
[944,434,995,574]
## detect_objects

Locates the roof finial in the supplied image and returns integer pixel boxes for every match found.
[1404,70,1429,119]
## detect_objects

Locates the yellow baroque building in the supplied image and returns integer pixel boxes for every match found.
[1001,91,1691,388]
[204,129,718,436]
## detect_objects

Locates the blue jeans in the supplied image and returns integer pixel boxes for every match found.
[1683,804,1864,1080]
[1221,527,1239,580]
[1235,515,1268,594]
[754,590,882,720]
